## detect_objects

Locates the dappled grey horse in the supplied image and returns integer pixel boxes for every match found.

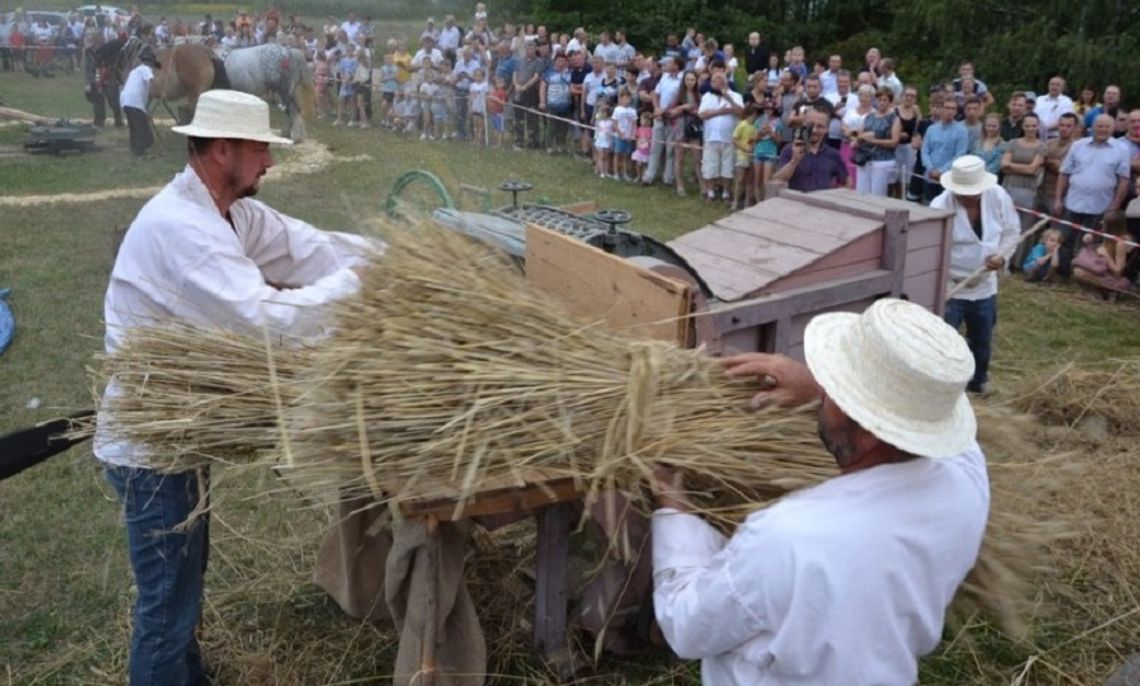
[223,43,314,142]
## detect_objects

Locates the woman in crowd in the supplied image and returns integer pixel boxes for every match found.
[855,86,902,196]
[841,83,875,185]
[764,53,781,90]
[972,113,1005,174]
[1002,112,1046,268]
[1074,85,1099,119]
[673,69,703,197]
[895,85,921,196]
[1072,213,1136,296]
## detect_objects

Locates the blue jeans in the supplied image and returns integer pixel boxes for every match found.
[944,296,997,389]
[105,466,210,686]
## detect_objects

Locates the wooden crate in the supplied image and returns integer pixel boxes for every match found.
[667,188,953,359]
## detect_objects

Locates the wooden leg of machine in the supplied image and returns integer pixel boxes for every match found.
[419,515,439,686]
[533,501,575,680]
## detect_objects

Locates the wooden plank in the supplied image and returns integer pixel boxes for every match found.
[814,188,955,222]
[788,231,883,273]
[765,255,882,292]
[733,197,883,242]
[534,503,574,674]
[903,271,940,311]
[674,227,825,277]
[881,209,910,298]
[708,269,895,332]
[775,189,892,222]
[902,218,948,251]
[525,224,691,343]
[715,215,833,252]
[666,244,781,301]
[559,200,600,215]
[903,244,946,277]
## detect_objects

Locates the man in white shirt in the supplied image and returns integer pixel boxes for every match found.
[593,31,620,64]
[120,49,156,155]
[642,55,682,186]
[437,14,461,60]
[1035,75,1074,140]
[698,71,744,201]
[819,54,841,97]
[566,27,588,55]
[340,11,360,45]
[613,30,635,66]
[410,34,444,79]
[97,90,375,686]
[932,155,1021,394]
[652,297,990,686]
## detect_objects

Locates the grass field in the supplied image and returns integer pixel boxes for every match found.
[1,67,1139,686]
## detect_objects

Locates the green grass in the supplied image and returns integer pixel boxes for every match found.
[2,67,1140,685]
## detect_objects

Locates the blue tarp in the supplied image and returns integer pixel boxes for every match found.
[0,289,13,356]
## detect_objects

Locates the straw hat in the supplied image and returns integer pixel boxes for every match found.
[171,90,293,145]
[803,298,976,458]
[938,155,997,196]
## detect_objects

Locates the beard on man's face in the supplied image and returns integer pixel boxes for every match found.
[817,409,854,468]
[226,168,261,199]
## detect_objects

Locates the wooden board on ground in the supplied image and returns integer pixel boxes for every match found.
[525,223,692,344]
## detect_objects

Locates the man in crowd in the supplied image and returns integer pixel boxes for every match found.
[932,156,1020,395]
[824,70,853,149]
[1053,114,1131,275]
[98,89,375,686]
[953,61,995,109]
[743,32,768,78]
[437,14,461,62]
[921,93,969,201]
[593,30,620,64]
[513,39,544,150]
[962,96,983,150]
[538,52,573,152]
[819,54,842,97]
[1000,92,1027,141]
[772,108,850,191]
[1035,76,1074,140]
[698,71,743,202]
[452,44,481,140]
[410,33,444,75]
[84,30,122,129]
[1084,85,1121,130]
[1041,112,1077,215]
[651,297,989,685]
[613,30,635,66]
[121,44,157,155]
[339,11,360,44]
[643,55,681,187]
[877,57,903,97]
[790,73,834,127]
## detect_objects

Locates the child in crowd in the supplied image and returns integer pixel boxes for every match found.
[733,104,760,209]
[314,51,332,119]
[399,80,421,132]
[378,52,399,128]
[594,102,614,178]
[599,61,621,108]
[1021,228,1062,283]
[336,46,359,126]
[752,99,780,202]
[353,48,372,128]
[474,2,488,22]
[469,67,489,145]
[632,112,653,180]
[489,75,509,146]
[611,91,638,181]
[434,58,455,139]
[419,69,441,139]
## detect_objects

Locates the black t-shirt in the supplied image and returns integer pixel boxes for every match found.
[745,45,770,75]
[796,95,835,118]
[569,65,589,85]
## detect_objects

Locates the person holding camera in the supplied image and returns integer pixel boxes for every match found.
[772,108,850,192]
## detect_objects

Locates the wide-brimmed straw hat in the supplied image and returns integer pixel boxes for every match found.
[804,298,977,458]
[939,155,997,195]
[171,90,293,145]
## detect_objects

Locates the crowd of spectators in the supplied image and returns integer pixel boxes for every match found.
[2,3,1138,295]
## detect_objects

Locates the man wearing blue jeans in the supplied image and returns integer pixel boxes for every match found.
[95,90,376,685]
[930,155,1020,394]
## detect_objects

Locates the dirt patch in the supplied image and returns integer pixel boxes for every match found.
[0,140,372,208]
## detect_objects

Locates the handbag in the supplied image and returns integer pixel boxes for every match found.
[684,116,703,140]
[852,142,872,166]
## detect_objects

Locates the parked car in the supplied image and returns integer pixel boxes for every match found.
[74,4,130,29]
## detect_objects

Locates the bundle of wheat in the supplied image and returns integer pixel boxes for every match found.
[1013,360,1140,436]
[86,222,1069,639]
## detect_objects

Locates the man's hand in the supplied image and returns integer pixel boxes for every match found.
[651,466,690,511]
[722,353,821,409]
[790,139,806,163]
[1053,199,1064,217]
[929,169,941,181]
[985,255,1005,271]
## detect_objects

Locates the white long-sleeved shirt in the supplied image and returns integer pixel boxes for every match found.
[653,445,989,686]
[95,165,376,468]
[931,185,1022,301]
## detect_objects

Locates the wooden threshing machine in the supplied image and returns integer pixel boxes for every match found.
[382,171,956,681]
